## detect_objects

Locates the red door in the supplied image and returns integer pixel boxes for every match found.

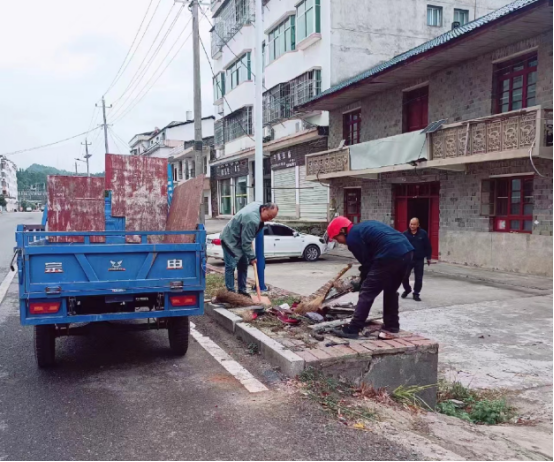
[344,189,361,224]
[429,197,439,260]
[394,197,408,233]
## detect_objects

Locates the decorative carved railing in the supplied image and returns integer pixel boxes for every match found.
[306,149,349,176]
[431,107,542,159]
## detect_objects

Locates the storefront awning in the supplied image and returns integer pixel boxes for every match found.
[349,131,427,170]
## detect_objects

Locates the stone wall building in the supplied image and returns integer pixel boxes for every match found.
[299,0,553,276]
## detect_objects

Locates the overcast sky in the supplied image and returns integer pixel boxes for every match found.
[0,0,214,174]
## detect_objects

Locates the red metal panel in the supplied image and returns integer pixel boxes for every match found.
[165,175,205,244]
[105,154,168,240]
[47,176,105,243]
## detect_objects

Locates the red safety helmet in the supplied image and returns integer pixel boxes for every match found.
[326,216,353,242]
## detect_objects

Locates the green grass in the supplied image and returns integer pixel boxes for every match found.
[271,295,300,307]
[298,368,376,424]
[436,381,516,425]
[205,273,226,298]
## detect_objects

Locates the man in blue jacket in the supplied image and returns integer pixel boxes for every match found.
[326,216,414,339]
[402,217,432,302]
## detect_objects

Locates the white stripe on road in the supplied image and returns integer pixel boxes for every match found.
[190,322,268,393]
[0,270,16,306]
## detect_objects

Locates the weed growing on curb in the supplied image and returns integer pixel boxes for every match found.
[436,381,516,425]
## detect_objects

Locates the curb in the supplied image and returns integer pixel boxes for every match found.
[205,302,305,377]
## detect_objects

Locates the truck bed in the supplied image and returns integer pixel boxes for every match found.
[16,227,206,325]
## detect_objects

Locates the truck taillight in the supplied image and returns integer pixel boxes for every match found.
[30,302,60,314]
[170,295,197,307]
[211,238,221,245]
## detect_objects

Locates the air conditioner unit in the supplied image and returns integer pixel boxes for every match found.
[263,126,272,139]
[217,102,224,115]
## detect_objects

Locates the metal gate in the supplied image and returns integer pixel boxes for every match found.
[299,166,328,220]
[273,168,297,218]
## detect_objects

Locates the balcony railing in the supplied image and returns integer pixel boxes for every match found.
[306,148,349,176]
[430,106,548,159]
[211,0,254,58]
[305,106,552,180]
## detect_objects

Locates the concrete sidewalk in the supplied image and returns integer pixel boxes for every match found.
[328,244,552,292]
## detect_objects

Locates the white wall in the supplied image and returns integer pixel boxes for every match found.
[329,0,516,85]
[165,118,214,141]
[221,81,255,117]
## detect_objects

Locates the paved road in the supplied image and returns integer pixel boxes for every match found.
[0,214,413,461]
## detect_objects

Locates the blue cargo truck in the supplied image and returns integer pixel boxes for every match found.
[15,197,206,368]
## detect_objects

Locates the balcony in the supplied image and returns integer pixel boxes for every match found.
[305,106,552,181]
[430,106,552,160]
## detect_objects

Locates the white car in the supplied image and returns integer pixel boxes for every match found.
[206,222,335,262]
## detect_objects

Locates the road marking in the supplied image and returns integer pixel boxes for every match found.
[0,270,16,307]
[190,322,268,393]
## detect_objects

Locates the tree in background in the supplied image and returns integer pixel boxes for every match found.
[0,195,6,208]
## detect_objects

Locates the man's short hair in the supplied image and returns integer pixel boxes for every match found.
[262,203,279,211]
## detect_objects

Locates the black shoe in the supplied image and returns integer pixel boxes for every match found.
[401,290,411,299]
[238,291,252,298]
[413,294,421,302]
[331,325,361,339]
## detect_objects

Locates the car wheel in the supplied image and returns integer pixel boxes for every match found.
[303,244,321,262]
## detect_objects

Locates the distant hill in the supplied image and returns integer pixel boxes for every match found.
[17,164,104,190]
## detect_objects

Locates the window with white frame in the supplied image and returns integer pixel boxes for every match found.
[220,179,232,215]
[213,72,225,101]
[296,0,320,43]
[427,5,442,26]
[268,16,295,62]
[453,8,469,25]
[226,53,251,91]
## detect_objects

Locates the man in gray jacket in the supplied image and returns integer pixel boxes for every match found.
[219,202,279,296]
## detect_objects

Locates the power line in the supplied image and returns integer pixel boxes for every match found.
[110,6,189,121]
[111,2,179,107]
[0,127,101,157]
[109,127,130,152]
[108,127,128,153]
[198,34,255,142]
[111,16,196,124]
[104,0,157,95]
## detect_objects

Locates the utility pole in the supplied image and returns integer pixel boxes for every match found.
[75,161,78,175]
[81,138,92,177]
[254,0,266,290]
[96,96,112,156]
[175,0,205,225]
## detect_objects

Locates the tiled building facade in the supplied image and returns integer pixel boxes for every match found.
[302,0,553,276]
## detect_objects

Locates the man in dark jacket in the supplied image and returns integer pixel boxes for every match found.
[219,202,279,296]
[402,218,432,302]
[326,217,414,339]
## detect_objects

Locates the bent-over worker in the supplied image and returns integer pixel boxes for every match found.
[219,202,279,297]
[401,217,432,302]
[326,217,414,339]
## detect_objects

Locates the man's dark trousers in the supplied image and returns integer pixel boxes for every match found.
[350,252,413,333]
[402,259,425,295]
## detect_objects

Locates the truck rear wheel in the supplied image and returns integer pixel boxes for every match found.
[168,317,190,356]
[34,325,56,368]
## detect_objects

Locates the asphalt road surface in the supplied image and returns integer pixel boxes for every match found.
[0,213,413,461]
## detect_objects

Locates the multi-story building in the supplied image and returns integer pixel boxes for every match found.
[300,0,553,276]
[0,156,18,211]
[129,116,215,158]
[209,0,514,221]
[168,136,215,217]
